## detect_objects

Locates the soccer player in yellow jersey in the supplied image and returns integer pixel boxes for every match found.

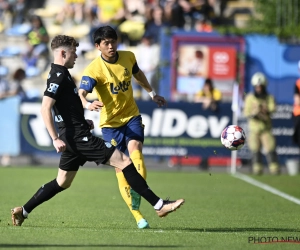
[78,26,167,229]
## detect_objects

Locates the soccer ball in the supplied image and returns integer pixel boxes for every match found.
[220,125,246,151]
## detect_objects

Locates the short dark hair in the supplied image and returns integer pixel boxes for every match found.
[204,78,214,91]
[51,35,79,50]
[93,26,118,44]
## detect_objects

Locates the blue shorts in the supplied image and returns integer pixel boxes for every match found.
[101,115,144,153]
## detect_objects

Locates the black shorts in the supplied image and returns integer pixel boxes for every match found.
[58,128,116,171]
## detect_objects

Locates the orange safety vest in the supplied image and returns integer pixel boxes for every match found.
[294,79,300,116]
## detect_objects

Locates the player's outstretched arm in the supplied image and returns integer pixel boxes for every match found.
[78,89,103,112]
[133,69,167,107]
[133,69,152,93]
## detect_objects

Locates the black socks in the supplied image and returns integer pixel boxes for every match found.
[23,179,65,213]
[122,163,160,206]
[22,164,160,214]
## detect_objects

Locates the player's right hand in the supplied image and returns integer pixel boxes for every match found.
[53,139,66,153]
[89,101,103,112]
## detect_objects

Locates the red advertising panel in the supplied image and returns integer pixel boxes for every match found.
[208,47,236,79]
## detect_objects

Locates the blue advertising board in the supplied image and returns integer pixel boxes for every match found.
[18,101,233,158]
[16,101,298,165]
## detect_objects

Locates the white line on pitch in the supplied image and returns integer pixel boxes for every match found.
[233,172,300,205]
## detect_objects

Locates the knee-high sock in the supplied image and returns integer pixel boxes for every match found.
[116,172,144,223]
[122,163,160,206]
[23,179,65,214]
[130,150,147,179]
[129,150,147,210]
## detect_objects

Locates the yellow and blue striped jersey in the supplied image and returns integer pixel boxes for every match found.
[80,51,140,128]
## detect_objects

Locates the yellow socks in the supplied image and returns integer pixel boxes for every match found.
[130,150,147,179]
[115,150,147,224]
[116,172,143,223]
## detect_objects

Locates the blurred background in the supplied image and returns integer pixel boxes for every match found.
[0,0,299,174]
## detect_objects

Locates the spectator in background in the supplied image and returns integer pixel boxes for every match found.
[194,17,213,32]
[194,78,221,111]
[9,68,27,100]
[243,72,280,175]
[88,0,125,45]
[97,0,125,26]
[118,0,146,45]
[293,77,300,148]
[10,0,27,26]
[123,0,146,21]
[144,4,166,44]
[134,35,160,100]
[0,68,26,100]
[85,0,99,25]
[0,0,9,31]
[188,0,215,25]
[23,15,49,71]
[164,0,191,29]
[55,0,85,25]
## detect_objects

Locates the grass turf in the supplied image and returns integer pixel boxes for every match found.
[1,166,300,250]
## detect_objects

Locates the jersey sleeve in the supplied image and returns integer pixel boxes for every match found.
[213,89,222,101]
[79,75,97,93]
[44,72,64,100]
[129,51,140,74]
[132,62,140,74]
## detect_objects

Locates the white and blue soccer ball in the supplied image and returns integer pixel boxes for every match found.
[220,125,246,151]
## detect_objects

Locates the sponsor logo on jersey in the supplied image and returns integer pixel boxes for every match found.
[110,81,130,94]
[123,68,130,77]
[47,83,59,94]
[54,115,63,122]
[56,72,62,77]
[82,137,88,141]
[105,142,112,148]
[110,138,117,146]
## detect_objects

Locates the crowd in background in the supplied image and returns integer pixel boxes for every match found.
[0,0,231,101]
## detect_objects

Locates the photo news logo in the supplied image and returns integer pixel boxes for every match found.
[248,236,300,244]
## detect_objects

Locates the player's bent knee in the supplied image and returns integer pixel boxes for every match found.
[108,149,132,170]
[59,182,72,189]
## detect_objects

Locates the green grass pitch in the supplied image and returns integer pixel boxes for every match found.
[1,166,300,250]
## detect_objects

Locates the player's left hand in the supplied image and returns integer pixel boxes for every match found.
[86,119,94,130]
[89,101,103,112]
[153,95,167,107]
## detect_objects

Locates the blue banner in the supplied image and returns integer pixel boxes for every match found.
[18,101,233,158]
[18,101,297,164]
[137,101,232,157]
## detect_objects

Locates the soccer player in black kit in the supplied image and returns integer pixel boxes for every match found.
[11,35,184,226]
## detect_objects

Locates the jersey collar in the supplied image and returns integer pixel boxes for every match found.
[51,63,69,72]
[101,52,119,64]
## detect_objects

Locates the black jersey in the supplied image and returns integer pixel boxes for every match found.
[44,63,88,131]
